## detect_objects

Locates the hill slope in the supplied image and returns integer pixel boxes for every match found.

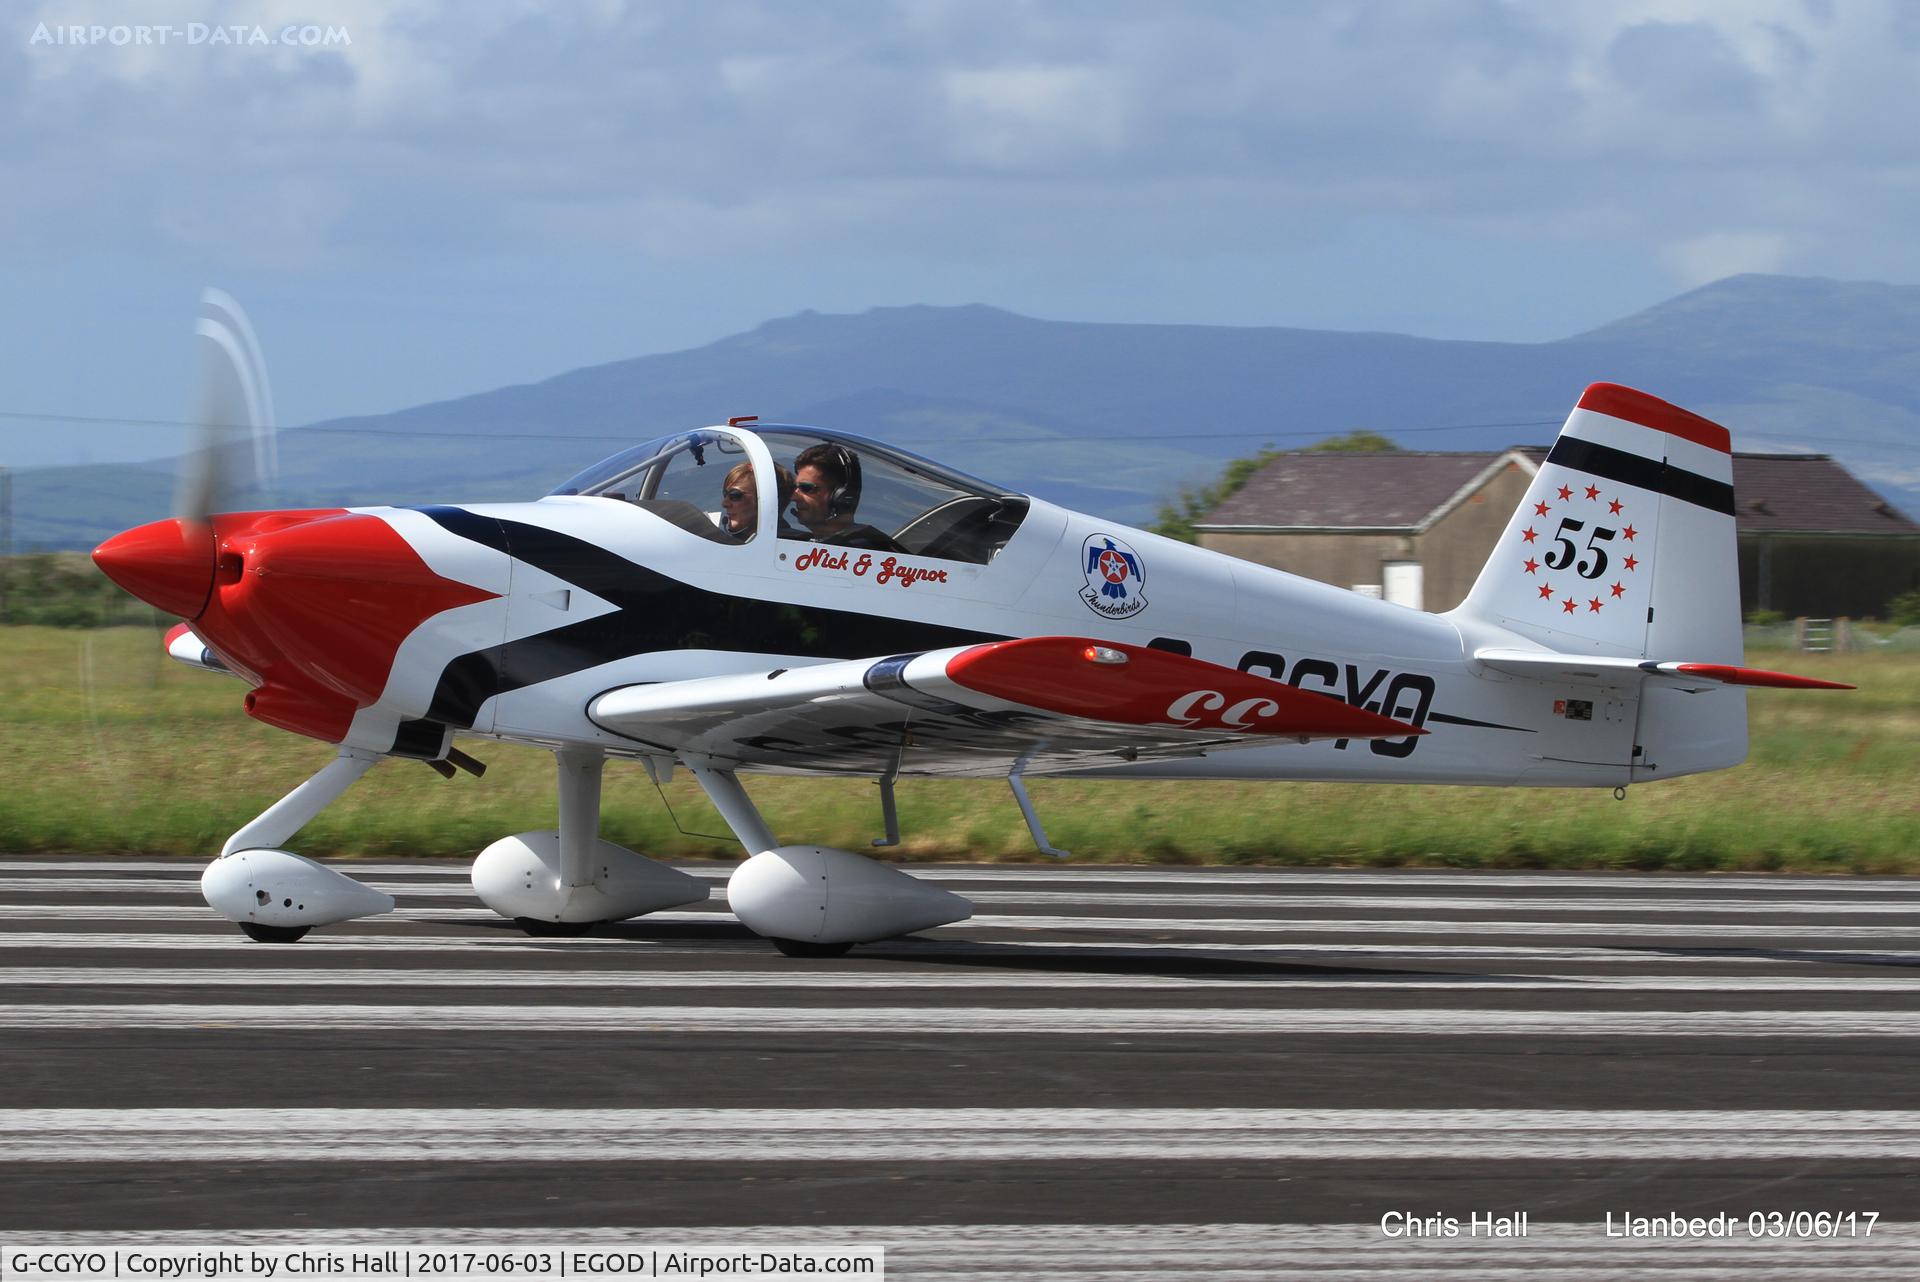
[15,276,1919,550]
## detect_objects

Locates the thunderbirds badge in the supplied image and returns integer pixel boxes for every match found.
[1080,533,1147,618]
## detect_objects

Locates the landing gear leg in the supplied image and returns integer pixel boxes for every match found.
[557,748,604,894]
[683,756,777,855]
[511,749,609,936]
[221,748,380,858]
[202,747,396,941]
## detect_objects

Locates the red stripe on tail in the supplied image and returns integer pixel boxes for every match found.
[1578,383,1731,454]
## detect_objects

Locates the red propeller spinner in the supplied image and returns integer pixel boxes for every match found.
[92,518,218,620]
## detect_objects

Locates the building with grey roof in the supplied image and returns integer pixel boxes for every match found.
[1195,450,1919,618]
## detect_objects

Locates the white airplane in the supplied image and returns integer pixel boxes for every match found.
[94,377,1849,954]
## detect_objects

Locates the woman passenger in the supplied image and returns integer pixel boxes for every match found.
[718,461,796,540]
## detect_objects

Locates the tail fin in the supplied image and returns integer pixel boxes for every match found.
[1458,382,1740,664]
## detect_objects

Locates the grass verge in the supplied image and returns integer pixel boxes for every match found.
[4,625,1914,871]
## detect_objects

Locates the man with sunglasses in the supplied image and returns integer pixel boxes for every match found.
[790,443,903,552]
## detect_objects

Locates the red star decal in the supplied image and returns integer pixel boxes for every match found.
[1538,582,1555,599]
[1588,597,1603,613]
[1561,598,1577,614]
[1610,581,1625,598]
[1523,558,1539,574]
[1624,555,1638,572]
[1584,484,1600,501]
[1522,527,1538,543]
[1533,501,1551,516]
[1556,484,1573,501]
[1608,498,1623,515]
[1622,525,1637,541]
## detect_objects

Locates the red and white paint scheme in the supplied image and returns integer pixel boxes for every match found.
[94,381,1849,953]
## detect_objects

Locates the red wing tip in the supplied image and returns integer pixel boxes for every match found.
[1671,663,1854,690]
[1578,382,1731,454]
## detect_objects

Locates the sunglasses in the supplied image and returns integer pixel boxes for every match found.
[794,481,824,494]
[723,488,750,501]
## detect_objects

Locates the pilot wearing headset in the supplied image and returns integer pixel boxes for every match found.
[789,443,904,552]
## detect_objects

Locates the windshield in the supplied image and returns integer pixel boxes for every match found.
[548,429,753,544]
[550,430,748,500]
[550,424,1029,563]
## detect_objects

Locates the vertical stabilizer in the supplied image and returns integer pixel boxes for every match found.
[1457,382,1739,663]
[1456,383,1747,778]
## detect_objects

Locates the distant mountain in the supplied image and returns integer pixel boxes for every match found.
[14,275,1919,550]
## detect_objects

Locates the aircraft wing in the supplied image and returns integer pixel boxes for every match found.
[1473,647,1853,692]
[588,635,1425,777]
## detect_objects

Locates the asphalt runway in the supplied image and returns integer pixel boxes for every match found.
[3,855,1919,1279]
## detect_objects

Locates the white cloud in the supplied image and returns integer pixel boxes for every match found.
[3,1,1920,284]
[1662,232,1793,287]
[941,65,1130,170]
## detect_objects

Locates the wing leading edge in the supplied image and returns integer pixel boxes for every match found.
[588,635,1425,777]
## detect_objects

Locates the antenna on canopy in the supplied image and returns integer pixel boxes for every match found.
[728,415,759,427]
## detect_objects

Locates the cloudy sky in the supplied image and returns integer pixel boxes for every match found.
[4,0,1919,466]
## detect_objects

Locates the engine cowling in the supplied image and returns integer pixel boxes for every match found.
[727,845,972,944]
[202,849,395,928]
[471,831,710,923]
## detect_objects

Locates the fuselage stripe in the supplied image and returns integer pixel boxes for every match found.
[412,507,1007,729]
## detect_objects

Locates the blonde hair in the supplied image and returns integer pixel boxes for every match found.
[725,462,794,504]
[720,463,795,534]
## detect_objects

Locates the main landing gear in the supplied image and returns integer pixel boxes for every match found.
[200,744,972,954]
[684,756,973,956]
[469,748,709,931]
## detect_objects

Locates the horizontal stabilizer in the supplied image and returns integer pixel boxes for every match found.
[1475,647,1853,692]
[1646,662,1853,690]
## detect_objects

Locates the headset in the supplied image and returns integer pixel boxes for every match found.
[794,442,863,519]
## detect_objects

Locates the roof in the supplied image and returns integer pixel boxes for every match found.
[1197,449,1917,536]
[1726,454,1919,534]
[1197,451,1523,531]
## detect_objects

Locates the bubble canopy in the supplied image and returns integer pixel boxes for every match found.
[549,424,1029,565]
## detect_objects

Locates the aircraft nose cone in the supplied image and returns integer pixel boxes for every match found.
[92,518,215,619]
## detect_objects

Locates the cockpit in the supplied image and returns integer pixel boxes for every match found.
[550,424,1031,565]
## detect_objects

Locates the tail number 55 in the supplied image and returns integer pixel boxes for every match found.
[1543,517,1616,579]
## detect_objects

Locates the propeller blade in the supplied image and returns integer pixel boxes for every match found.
[174,288,276,524]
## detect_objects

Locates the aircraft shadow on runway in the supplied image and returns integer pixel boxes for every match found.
[1622,944,1920,970]
[456,916,1515,982]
